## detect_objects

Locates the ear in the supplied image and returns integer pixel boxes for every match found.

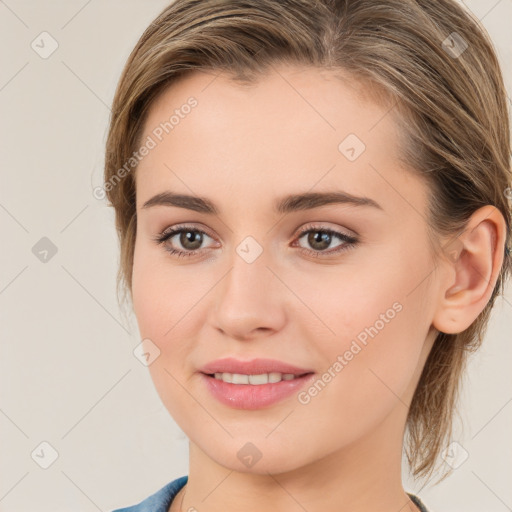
[432,205,508,334]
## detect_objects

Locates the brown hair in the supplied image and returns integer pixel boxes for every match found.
[103,0,512,482]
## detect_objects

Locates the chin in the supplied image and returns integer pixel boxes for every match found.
[194,433,320,475]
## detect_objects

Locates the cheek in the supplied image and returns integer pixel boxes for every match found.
[131,245,205,424]
[131,243,219,397]
[288,245,430,348]
[295,237,429,350]
[132,238,206,338]
[297,247,433,429]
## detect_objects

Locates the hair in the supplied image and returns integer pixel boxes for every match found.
[103,0,512,483]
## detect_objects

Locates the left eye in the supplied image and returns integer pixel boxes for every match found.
[294,227,357,254]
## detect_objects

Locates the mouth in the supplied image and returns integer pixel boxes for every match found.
[198,358,315,409]
[199,363,315,410]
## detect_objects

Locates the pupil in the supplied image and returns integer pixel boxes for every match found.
[309,231,330,250]
[181,231,202,250]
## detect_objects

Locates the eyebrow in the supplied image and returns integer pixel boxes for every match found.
[141,190,383,214]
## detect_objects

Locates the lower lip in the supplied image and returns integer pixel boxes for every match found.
[200,373,315,410]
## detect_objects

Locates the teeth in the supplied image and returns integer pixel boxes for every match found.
[212,372,299,384]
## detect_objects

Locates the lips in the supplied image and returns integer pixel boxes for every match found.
[199,357,313,376]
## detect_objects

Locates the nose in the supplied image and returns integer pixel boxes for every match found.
[210,248,287,341]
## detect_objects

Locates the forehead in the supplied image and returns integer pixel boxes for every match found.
[134,65,424,217]
[140,65,393,152]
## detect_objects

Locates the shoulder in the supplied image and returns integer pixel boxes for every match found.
[111,475,188,512]
[407,492,432,512]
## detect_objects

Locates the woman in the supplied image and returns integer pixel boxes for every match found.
[105,0,511,511]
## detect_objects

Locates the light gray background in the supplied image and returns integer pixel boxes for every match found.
[0,1,511,511]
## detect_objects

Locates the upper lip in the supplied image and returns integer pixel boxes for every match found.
[199,358,314,376]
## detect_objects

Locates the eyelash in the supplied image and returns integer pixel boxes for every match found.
[152,224,358,259]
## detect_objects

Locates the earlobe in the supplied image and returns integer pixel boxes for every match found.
[432,205,507,335]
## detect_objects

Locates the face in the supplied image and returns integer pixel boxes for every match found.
[131,65,440,474]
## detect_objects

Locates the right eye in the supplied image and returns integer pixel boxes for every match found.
[153,225,217,258]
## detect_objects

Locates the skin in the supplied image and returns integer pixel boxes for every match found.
[131,64,506,512]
